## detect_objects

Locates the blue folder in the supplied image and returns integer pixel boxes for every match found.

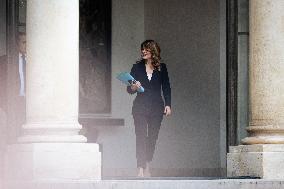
[116,72,144,92]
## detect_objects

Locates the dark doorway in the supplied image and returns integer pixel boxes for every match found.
[79,0,112,115]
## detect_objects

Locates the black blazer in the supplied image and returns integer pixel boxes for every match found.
[127,60,171,116]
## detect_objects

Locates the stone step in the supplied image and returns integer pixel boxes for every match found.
[5,179,284,189]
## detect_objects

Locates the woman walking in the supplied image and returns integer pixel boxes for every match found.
[127,40,172,177]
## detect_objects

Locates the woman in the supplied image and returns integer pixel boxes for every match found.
[127,40,171,177]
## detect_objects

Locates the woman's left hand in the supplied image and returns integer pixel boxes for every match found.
[164,106,172,116]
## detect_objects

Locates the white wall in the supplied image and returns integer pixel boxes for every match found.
[144,0,225,175]
[97,0,226,177]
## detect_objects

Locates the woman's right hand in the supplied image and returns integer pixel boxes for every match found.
[130,81,141,91]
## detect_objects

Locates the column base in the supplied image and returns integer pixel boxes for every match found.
[227,144,284,179]
[17,135,87,143]
[4,143,101,184]
[19,122,87,143]
[242,136,284,144]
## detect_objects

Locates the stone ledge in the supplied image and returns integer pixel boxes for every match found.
[227,144,284,179]
[102,168,226,178]
[4,179,284,189]
[79,117,125,142]
[79,117,124,127]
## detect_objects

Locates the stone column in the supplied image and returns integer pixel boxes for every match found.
[19,0,85,143]
[242,0,284,144]
[227,0,284,179]
[4,0,101,186]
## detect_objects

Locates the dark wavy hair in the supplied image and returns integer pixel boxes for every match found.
[141,40,161,70]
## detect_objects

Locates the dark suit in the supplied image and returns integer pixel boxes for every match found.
[127,60,171,168]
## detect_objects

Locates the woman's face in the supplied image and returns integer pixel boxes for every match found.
[141,48,152,60]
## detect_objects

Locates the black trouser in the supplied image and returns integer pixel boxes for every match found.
[133,113,163,168]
